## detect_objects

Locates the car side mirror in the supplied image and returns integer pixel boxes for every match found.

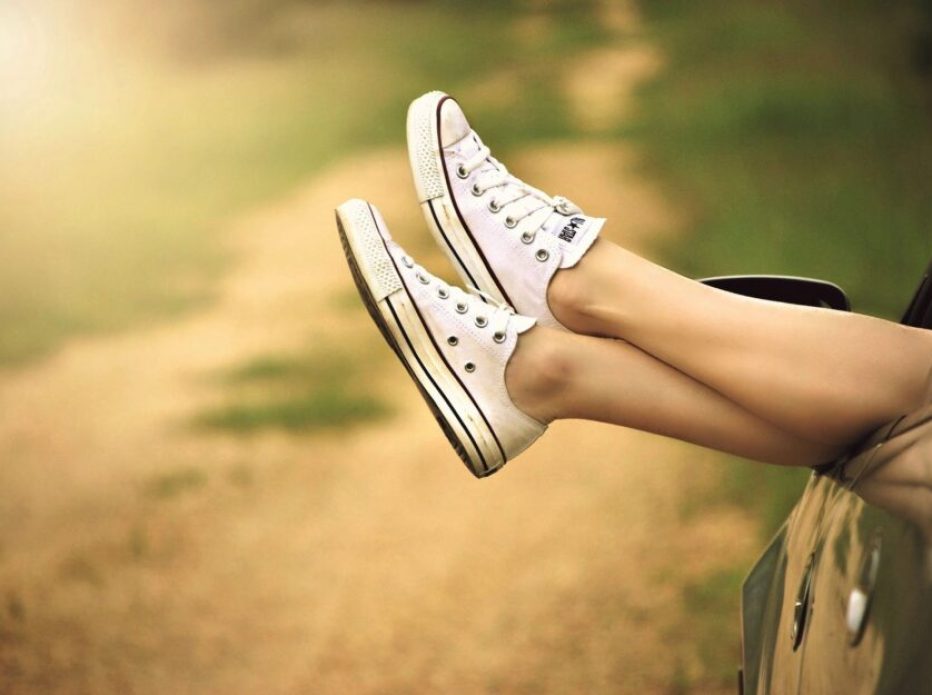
[699,275,851,311]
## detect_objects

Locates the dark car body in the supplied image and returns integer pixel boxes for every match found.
[700,265,932,695]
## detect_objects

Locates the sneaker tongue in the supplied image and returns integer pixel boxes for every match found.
[455,132,501,179]
[540,212,605,268]
[512,314,537,334]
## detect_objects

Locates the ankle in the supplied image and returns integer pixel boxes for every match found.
[504,327,576,423]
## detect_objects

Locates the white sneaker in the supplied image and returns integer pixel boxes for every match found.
[406,90,605,328]
[335,198,546,478]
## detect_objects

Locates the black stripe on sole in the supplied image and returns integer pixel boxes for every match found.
[427,198,481,292]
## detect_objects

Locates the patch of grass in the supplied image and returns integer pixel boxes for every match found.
[144,466,207,499]
[681,567,747,685]
[721,460,811,539]
[197,390,389,433]
[221,355,312,383]
[660,563,749,689]
[196,349,392,434]
[218,353,362,387]
[636,0,932,319]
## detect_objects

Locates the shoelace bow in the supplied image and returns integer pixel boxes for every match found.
[456,136,582,242]
[408,257,515,339]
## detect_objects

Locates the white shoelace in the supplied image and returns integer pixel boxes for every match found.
[456,136,582,243]
[408,257,515,341]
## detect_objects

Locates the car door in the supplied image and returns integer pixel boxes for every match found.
[745,473,837,694]
[796,409,932,695]
[742,260,932,695]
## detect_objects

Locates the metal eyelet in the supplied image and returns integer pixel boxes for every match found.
[504,217,517,229]
[474,316,488,328]
[402,256,414,268]
[488,199,500,213]
[416,272,430,285]
[471,183,482,197]
[456,164,469,179]
[447,336,459,346]
[535,249,549,262]
[437,287,449,299]
[455,302,468,314]
[493,331,506,343]
[464,362,476,373]
[520,231,534,244]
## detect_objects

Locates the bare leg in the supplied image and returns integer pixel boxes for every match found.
[548,240,932,446]
[505,326,842,467]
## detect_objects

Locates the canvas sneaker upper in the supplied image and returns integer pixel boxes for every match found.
[335,198,546,476]
[408,91,605,328]
[388,242,545,462]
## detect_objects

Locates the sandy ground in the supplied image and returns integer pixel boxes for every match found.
[0,6,761,694]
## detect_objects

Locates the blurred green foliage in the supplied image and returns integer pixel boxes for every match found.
[145,466,207,499]
[680,567,747,683]
[635,0,932,319]
[195,350,392,433]
[0,0,608,365]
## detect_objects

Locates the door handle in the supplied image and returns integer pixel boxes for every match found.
[846,533,882,646]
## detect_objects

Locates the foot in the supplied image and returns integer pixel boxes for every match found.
[335,198,546,478]
[406,90,605,328]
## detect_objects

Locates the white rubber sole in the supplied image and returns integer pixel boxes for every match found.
[406,92,511,307]
[335,198,507,478]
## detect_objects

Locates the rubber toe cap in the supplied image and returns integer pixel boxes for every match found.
[439,97,471,147]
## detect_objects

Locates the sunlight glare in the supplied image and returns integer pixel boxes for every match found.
[0,2,53,112]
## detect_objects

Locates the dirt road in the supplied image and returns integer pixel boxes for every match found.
[0,9,759,694]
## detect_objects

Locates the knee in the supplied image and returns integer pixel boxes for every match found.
[505,329,577,421]
[527,335,577,399]
[547,264,601,331]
